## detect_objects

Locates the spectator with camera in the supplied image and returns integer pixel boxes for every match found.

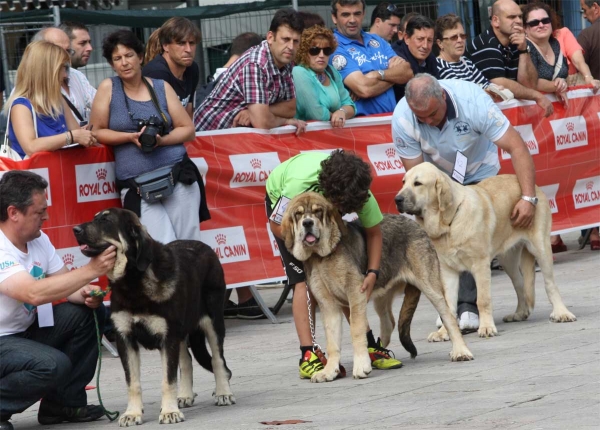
[91,30,208,244]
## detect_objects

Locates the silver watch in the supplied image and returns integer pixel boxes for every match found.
[521,195,538,206]
[377,69,385,81]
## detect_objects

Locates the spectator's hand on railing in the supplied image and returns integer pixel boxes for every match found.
[330,109,347,128]
[554,78,568,93]
[72,129,98,148]
[284,118,306,136]
[232,109,251,127]
[535,94,554,117]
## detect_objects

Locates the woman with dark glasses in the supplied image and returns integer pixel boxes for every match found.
[292,26,355,127]
[435,14,490,89]
[523,2,599,93]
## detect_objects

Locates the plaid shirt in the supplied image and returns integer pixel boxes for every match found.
[194,40,296,131]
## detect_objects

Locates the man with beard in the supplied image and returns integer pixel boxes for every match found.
[194,9,306,133]
[391,14,439,101]
[143,17,201,120]
[466,0,553,117]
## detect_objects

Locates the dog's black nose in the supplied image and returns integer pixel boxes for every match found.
[394,195,404,206]
[73,225,83,236]
[302,219,314,228]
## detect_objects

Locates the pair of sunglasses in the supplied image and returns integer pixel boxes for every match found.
[442,33,468,42]
[308,46,334,56]
[526,17,551,27]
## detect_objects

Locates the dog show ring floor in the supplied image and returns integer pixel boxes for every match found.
[9,232,599,430]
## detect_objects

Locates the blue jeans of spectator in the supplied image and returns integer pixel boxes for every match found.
[0,302,105,418]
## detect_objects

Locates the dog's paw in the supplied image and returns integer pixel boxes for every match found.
[428,328,450,342]
[502,311,529,323]
[118,412,143,427]
[311,367,339,383]
[550,310,577,323]
[158,410,185,424]
[478,325,498,338]
[213,393,236,406]
[450,347,474,362]
[177,393,197,408]
[352,354,372,379]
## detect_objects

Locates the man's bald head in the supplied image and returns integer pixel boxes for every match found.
[33,27,70,52]
[405,73,444,110]
[491,0,520,19]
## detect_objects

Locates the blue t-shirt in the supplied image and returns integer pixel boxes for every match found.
[391,80,510,184]
[8,98,67,159]
[330,30,397,116]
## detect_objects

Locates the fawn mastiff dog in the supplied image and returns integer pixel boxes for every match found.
[74,208,235,426]
[395,162,576,340]
[281,192,473,383]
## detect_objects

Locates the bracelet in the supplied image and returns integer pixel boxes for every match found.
[338,108,346,115]
[65,131,72,145]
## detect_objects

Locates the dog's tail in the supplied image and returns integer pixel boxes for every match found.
[189,330,214,373]
[398,283,421,358]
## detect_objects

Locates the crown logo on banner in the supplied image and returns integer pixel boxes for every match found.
[215,234,227,245]
[62,253,75,266]
[250,158,261,169]
[566,122,575,132]
[96,168,107,180]
[385,147,396,159]
[586,181,594,191]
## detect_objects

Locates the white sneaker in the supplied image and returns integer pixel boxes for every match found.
[435,315,443,329]
[459,311,479,332]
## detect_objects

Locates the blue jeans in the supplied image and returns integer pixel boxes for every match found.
[0,302,105,417]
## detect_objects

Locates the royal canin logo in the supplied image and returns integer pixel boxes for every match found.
[566,122,575,132]
[250,158,261,169]
[96,168,107,180]
[62,254,75,265]
[586,181,594,191]
[385,148,396,159]
[215,234,227,245]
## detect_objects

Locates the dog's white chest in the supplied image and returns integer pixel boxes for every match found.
[112,311,168,337]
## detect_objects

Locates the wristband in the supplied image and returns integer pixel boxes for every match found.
[365,269,380,279]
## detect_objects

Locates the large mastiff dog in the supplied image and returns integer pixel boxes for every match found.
[395,163,576,340]
[74,208,235,427]
[281,192,473,383]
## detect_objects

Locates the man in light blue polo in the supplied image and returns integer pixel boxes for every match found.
[392,73,537,332]
[330,0,412,116]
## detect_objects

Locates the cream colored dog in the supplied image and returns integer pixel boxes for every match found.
[395,163,576,340]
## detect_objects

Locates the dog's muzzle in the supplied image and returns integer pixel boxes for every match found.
[395,194,421,216]
[73,225,111,257]
[301,218,319,246]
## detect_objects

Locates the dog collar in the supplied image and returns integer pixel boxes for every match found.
[365,269,380,279]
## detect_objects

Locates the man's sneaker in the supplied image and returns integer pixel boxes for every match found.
[435,315,443,329]
[224,300,238,319]
[299,349,325,379]
[38,402,105,425]
[236,297,267,320]
[368,338,403,369]
[459,311,480,333]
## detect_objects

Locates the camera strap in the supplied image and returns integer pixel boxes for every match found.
[120,77,168,126]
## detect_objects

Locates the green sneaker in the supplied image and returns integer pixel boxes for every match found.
[368,338,403,370]
[299,350,325,379]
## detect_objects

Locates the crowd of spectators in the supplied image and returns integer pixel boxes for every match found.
[1,1,599,428]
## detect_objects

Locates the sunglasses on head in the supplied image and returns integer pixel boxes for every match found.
[526,17,551,27]
[386,4,397,12]
[442,33,468,42]
[308,46,334,56]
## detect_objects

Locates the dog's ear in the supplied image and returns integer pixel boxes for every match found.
[326,202,346,249]
[129,222,153,272]
[280,205,296,252]
[436,176,453,214]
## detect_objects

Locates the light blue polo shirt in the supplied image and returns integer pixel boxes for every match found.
[391,79,509,184]
[330,30,397,116]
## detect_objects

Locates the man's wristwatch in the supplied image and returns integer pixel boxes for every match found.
[518,46,530,55]
[521,195,538,206]
[365,269,380,279]
[377,69,385,81]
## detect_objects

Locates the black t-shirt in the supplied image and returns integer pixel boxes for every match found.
[143,55,200,109]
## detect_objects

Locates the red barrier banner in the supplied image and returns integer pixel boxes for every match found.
[1,89,599,288]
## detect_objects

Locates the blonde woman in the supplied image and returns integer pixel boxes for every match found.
[3,41,96,159]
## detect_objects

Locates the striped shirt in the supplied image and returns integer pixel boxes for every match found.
[194,40,296,131]
[466,28,520,81]
[436,56,490,89]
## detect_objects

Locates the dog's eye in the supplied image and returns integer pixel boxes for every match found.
[414,181,422,187]
[314,209,323,218]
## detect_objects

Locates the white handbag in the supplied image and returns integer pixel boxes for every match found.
[1,98,37,161]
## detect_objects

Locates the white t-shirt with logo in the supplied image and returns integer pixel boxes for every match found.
[0,229,63,336]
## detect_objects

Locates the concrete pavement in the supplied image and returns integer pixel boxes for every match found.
[9,231,600,430]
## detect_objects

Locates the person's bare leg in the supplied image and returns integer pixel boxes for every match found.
[235,287,253,303]
[293,282,316,346]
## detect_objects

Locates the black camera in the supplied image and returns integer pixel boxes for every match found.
[137,115,166,153]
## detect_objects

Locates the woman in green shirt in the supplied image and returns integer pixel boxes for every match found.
[292,26,356,127]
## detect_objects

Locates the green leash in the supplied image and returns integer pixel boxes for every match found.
[91,288,120,422]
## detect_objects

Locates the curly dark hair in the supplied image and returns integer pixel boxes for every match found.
[521,2,561,32]
[296,26,338,68]
[318,150,373,214]
[102,30,144,65]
